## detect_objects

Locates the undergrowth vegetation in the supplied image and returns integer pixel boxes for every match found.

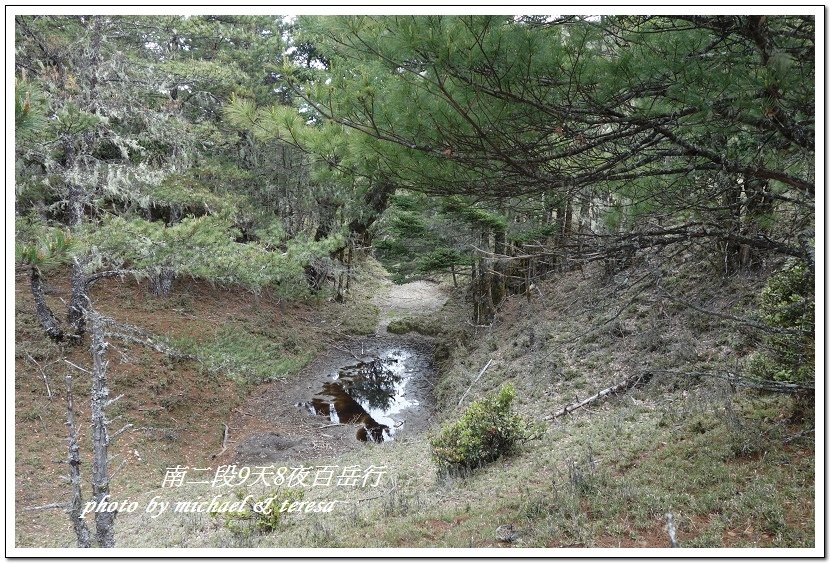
[211,488,305,539]
[430,384,540,474]
[169,328,315,384]
[748,260,815,385]
[14,253,816,550]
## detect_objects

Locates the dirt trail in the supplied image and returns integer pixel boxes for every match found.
[222,280,448,465]
[372,280,449,334]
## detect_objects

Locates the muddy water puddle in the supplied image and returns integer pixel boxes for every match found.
[299,342,435,443]
[230,337,437,464]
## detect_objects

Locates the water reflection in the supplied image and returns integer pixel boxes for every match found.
[303,349,418,442]
[340,358,402,411]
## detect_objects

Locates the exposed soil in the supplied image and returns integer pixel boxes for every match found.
[14,269,450,546]
[17,261,814,549]
[14,274,267,546]
[372,279,449,335]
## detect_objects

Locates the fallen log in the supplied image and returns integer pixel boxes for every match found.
[211,423,230,459]
[23,502,68,512]
[546,372,652,420]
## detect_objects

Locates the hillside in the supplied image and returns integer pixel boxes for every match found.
[14,254,815,549]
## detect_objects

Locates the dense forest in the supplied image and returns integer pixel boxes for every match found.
[14,14,817,552]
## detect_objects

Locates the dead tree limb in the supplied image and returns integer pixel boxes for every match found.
[97,315,196,360]
[64,359,92,375]
[657,284,805,336]
[211,423,230,459]
[65,374,90,548]
[25,352,54,399]
[88,310,115,548]
[109,458,129,481]
[665,512,679,548]
[546,372,652,420]
[84,269,137,288]
[318,422,344,429]
[68,256,89,337]
[24,502,69,512]
[783,427,815,444]
[110,423,133,441]
[353,483,400,504]
[458,358,494,407]
[29,267,66,341]
[332,344,363,361]
[661,370,814,394]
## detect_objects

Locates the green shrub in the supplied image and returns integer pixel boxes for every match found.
[430,384,538,474]
[212,488,304,537]
[387,316,443,337]
[386,317,414,335]
[749,260,814,385]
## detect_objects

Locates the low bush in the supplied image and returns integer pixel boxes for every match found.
[430,384,538,474]
[212,488,304,537]
[748,260,814,385]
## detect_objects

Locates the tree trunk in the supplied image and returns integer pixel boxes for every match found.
[304,259,329,293]
[470,252,483,324]
[65,171,88,339]
[88,310,115,548]
[65,12,104,331]
[65,375,91,548]
[484,259,498,320]
[741,177,773,270]
[306,180,395,295]
[554,198,572,272]
[314,197,338,242]
[67,257,88,337]
[471,247,496,325]
[334,247,346,302]
[148,267,174,297]
[30,268,65,341]
[347,180,395,247]
[563,200,573,238]
[720,177,744,275]
[345,243,353,292]
[492,228,508,305]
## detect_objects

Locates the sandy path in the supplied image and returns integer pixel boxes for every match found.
[372,280,449,334]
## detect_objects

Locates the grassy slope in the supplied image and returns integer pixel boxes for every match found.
[13,260,383,548]
[14,255,814,549]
